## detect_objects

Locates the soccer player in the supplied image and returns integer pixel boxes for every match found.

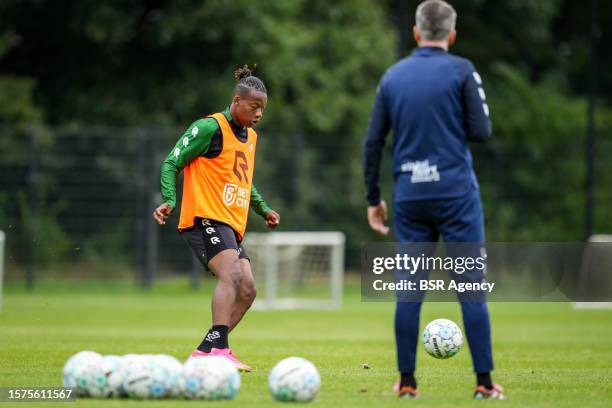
[363,0,505,400]
[153,65,280,372]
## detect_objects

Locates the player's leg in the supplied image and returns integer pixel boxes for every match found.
[205,248,254,372]
[437,190,503,399]
[181,219,241,351]
[228,255,256,331]
[208,249,243,331]
[392,200,438,397]
[180,219,252,370]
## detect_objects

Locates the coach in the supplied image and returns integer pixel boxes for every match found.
[363,0,504,400]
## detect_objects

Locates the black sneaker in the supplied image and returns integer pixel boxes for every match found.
[393,380,419,398]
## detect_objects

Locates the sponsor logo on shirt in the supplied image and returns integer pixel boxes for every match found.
[223,183,238,206]
[400,160,440,183]
[222,183,249,209]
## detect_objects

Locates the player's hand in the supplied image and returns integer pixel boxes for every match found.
[153,203,174,225]
[367,200,390,235]
[266,210,280,229]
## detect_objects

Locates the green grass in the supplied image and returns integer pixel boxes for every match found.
[1,279,611,407]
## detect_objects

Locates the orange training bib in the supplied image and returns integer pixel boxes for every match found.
[178,112,257,240]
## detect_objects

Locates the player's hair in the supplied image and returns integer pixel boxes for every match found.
[415,0,457,41]
[233,64,267,96]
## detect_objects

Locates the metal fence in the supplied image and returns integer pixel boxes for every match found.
[1,126,610,288]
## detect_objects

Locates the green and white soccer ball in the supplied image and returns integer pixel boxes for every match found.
[268,357,320,402]
[86,355,125,398]
[107,353,142,398]
[180,356,240,400]
[422,318,463,359]
[155,354,182,398]
[62,351,104,397]
[105,355,132,398]
[122,355,174,399]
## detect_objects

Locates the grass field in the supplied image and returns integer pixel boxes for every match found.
[1,279,611,407]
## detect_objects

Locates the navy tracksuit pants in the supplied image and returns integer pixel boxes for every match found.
[392,189,494,374]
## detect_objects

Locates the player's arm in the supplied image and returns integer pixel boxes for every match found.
[153,119,217,225]
[250,184,280,229]
[462,61,492,142]
[363,81,391,235]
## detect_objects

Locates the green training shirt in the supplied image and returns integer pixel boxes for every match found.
[160,108,272,219]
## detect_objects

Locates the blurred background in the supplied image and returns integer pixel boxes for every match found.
[0,0,610,289]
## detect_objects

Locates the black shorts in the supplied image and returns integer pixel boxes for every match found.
[180,218,249,273]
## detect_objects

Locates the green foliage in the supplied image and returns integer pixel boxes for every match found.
[1,0,612,276]
[452,0,563,71]
[0,0,395,128]
[16,189,73,267]
[0,76,42,125]
[489,63,586,146]
[481,63,589,240]
[0,26,42,125]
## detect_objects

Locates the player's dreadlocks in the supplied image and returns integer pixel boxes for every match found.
[234,64,267,95]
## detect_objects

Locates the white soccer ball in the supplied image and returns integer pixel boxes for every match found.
[122,355,173,399]
[268,357,320,402]
[106,356,132,398]
[109,354,149,398]
[62,351,104,397]
[180,356,240,400]
[84,355,126,398]
[422,318,463,359]
[155,354,182,398]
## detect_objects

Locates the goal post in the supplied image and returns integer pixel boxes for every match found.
[573,234,612,310]
[243,232,345,310]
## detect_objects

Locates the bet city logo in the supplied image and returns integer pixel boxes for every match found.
[222,183,249,209]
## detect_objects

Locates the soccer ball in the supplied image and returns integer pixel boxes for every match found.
[122,355,173,399]
[108,354,150,398]
[180,356,240,400]
[86,355,125,398]
[62,351,104,397]
[155,354,182,398]
[105,355,132,398]
[107,355,140,398]
[422,318,463,359]
[63,351,99,389]
[268,357,320,402]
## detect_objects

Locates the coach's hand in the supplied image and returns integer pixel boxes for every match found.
[367,200,389,235]
[266,210,280,229]
[153,203,174,225]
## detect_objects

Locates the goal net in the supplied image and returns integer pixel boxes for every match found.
[243,232,345,310]
[573,234,612,309]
